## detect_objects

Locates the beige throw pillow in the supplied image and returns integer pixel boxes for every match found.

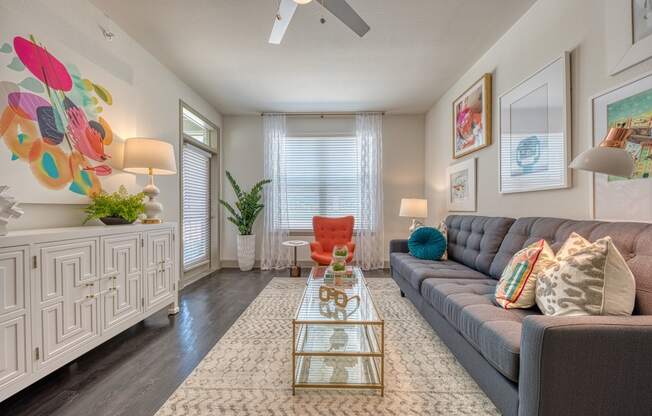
[438,221,448,260]
[555,232,591,261]
[536,236,636,316]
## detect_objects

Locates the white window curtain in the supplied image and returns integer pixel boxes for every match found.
[261,114,292,270]
[356,113,385,270]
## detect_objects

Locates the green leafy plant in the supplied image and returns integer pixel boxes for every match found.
[332,261,346,272]
[219,171,271,235]
[84,186,145,224]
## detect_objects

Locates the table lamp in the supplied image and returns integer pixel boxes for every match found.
[399,198,428,234]
[123,138,177,224]
[569,127,635,177]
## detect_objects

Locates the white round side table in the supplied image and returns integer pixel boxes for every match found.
[282,240,309,277]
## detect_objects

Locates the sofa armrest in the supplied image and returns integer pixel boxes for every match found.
[519,315,652,416]
[389,239,409,254]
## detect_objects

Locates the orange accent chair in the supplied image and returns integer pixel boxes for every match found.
[310,216,356,265]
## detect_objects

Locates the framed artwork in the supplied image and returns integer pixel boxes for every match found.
[607,0,652,75]
[446,157,476,212]
[0,27,133,204]
[591,71,652,221]
[499,53,571,194]
[452,73,492,158]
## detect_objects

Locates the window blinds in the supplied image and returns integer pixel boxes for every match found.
[282,136,363,230]
[182,144,211,270]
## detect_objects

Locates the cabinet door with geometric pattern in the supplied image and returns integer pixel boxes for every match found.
[100,234,142,333]
[34,238,100,369]
[0,246,30,390]
[144,229,174,311]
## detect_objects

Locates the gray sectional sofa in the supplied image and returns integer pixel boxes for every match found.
[390,215,652,416]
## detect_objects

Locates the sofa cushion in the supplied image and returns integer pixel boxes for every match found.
[408,226,447,260]
[445,215,515,278]
[420,277,540,382]
[491,217,652,315]
[390,253,488,291]
[536,236,636,316]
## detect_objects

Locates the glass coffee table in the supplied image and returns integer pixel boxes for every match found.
[292,266,384,396]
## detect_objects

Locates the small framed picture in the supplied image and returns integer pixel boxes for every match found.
[452,74,492,159]
[446,158,476,212]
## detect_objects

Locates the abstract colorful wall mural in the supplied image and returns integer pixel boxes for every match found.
[0,34,116,203]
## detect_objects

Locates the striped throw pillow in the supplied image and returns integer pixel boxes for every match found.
[495,239,555,309]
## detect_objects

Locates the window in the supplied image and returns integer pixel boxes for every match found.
[180,104,217,274]
[182,107,212,146]
[182,144,211,270]
[282,136,363,230]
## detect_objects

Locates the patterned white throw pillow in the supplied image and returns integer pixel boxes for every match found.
[555,232,591,261]
[438,221,448,260]
[536,236,636,316]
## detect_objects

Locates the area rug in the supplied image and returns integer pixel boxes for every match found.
[155,278,498,415]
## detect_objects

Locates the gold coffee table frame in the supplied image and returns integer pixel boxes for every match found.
[292,267,384,396]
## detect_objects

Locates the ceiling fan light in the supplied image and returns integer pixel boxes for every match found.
[293,0,312,4]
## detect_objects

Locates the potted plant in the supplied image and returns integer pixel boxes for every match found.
[219,171,271,271]
[84,186,145,225]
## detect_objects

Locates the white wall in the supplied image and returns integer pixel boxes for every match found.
[425,0,652,225]
[1,0,222,231]
[221,114,425,265]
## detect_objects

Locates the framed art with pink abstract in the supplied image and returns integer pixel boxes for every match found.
[0,30,126,204]
[453,73,492,159]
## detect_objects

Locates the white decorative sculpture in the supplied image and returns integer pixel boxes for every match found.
[0,186,24,236]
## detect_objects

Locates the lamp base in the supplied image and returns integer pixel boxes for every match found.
[409,218,424,234]
[142,172,164,224]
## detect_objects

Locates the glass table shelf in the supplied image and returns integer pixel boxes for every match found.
[295,356,382,388]
[292,267,384,395]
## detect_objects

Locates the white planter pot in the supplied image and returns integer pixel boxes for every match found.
[237,234,256,271]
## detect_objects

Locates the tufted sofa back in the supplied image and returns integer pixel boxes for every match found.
[313,216,354,253]
[444,215,515,277]
[490,217,652,315]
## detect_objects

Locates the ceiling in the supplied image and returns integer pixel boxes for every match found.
[91,0,536,115]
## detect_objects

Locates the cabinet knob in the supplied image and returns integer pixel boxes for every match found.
[86,294,98,299]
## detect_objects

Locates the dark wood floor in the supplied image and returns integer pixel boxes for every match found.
[0,268,391,416]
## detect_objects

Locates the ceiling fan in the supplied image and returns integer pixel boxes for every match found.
[269,0,370,44]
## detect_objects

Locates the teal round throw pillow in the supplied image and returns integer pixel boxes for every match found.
[408,227,447,260]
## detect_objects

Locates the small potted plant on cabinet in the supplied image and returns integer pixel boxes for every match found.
[84,186,145,225]
[219,171,271,271]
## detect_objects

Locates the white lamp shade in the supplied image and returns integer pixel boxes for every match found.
[123,138,177,175]
[399,198,428,218]
[569,147,634,178]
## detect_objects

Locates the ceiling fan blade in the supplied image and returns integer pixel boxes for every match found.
[269,0,298,44]
[318,0,370,37]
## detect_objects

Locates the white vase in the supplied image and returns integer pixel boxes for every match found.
[237,234,256,271]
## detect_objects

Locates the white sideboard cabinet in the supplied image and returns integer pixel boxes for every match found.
[0,223,178,402]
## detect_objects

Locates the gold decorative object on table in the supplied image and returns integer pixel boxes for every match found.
[292,266,384,396]
[319,285,360,309]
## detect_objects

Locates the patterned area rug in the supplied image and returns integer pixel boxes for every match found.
[155,278,498,415]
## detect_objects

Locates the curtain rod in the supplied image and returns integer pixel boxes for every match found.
[260,111,385,117]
